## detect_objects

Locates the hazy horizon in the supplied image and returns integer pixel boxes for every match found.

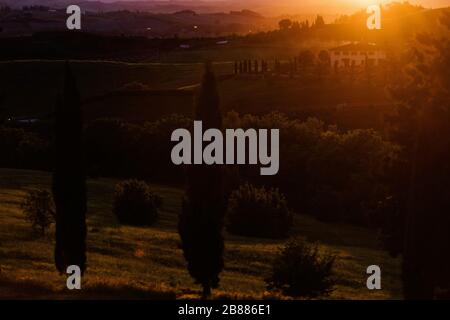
[7,0,450,15]
[83,0,450,9]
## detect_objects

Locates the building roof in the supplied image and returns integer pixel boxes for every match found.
[329,43,381,52]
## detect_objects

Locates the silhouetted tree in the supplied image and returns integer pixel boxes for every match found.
[291,21,301,33]
[179,62,225,298]
[298,50,315,72]
[289,60,294,78]
[262,60,268,73]
[279,19,292,30]
[53,62,87,275]
[313,15,325,28]
[389,14,450,299]
[317,50,331,79]
[301,20,310,30]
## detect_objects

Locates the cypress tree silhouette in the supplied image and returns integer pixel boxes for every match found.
[178,62,225,298]
[53,62,87,274]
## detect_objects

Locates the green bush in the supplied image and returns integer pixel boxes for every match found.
[226,183,293,239]
[113,180,162,226]
[21,189,55,236]
[266,238,336,298]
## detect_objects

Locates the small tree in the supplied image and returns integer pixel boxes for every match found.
[279,19,292,30]
[266,238,336,298]
[298,50,315,72]
[21,189,55,236]
[313,15,325,28]
[318,50,330,66]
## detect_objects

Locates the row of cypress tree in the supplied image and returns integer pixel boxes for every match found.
[52,61,225,298]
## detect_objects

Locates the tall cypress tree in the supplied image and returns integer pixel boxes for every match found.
[179,62,225,298]
[53,62,87,274]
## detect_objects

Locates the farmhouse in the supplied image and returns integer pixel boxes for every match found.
[329,43,386,68]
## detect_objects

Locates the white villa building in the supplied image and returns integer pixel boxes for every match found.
[329,43,386,68]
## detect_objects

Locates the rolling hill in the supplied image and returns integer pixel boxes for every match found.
[0,168,402,299]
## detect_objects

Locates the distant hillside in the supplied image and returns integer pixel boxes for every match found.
[2,0,449,15]
[0,7,277,37]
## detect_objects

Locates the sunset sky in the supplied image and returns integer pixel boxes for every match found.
[224,0,450,15]
[96,0,450,14]
[230,0,449,10]
[81,0,450,8]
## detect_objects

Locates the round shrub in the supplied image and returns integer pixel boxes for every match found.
[21,189,55,236]
[226,183,293,239]
[266,238,336,298]
[113,180,162,226]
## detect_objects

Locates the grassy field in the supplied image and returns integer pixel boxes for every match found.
[0,60,232,117]
[1,60,394,131]
[0,168,402,300]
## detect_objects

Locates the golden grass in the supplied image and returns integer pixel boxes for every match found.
[0,168,402,300]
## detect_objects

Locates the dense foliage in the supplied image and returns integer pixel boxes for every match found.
[21,189,55,236]
[227,183,293,239]
[113,179,161,226]
[224,112,401,225]
[266,238,336,298]
[0,126,49,169]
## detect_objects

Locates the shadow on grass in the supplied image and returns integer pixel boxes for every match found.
[0,276,176,300]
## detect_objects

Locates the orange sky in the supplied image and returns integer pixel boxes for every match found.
[239,0,450,14]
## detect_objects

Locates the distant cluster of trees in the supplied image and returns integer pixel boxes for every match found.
[21,5,51,11]
[233,49,331,78]
[278,15,326,31]
[233,59,269,74]
[0,5,11,13]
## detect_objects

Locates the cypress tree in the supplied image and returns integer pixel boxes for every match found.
[178,62,225,298]
[53,62,87,274]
